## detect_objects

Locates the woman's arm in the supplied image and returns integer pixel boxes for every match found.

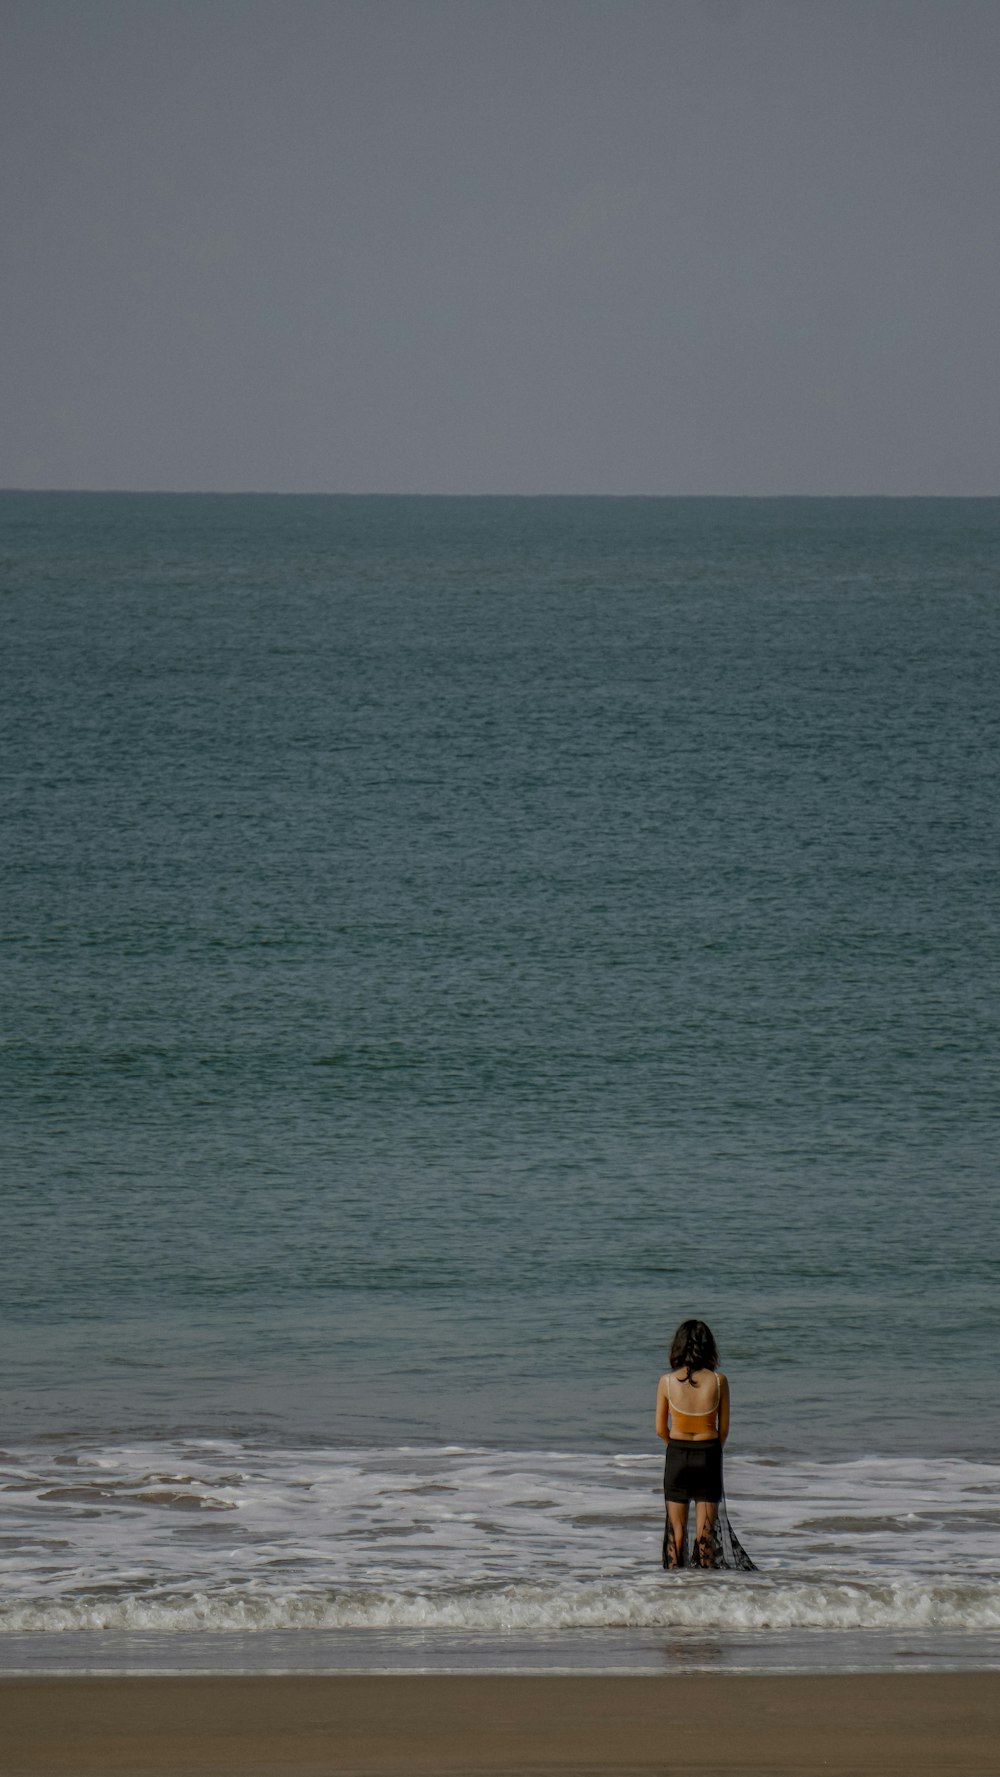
[718,1374,731,1446]
[655,1374,670,1443]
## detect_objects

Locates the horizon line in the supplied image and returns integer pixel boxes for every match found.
[2,487,998,501]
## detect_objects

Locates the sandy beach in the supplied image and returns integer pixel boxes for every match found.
[2,1672,999,1776]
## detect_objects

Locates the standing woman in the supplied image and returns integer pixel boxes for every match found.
[655,1318,754,1570]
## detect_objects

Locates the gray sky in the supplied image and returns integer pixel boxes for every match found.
[2,0,998,493]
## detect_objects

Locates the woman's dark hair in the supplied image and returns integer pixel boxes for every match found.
[669,1318,719,1384]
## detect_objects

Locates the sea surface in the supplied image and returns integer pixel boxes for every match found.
[1,492,998,1672]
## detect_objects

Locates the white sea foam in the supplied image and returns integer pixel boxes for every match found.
[3,1578,1000,1636]
[1,1441,997,1636]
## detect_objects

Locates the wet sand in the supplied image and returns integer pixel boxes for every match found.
[2,1672,999,1775]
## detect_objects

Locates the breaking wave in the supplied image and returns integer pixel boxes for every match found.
[3,1576,1000,1635]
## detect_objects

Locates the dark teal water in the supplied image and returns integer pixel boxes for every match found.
[2,494,998,1456]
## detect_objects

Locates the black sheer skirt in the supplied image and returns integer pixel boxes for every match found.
[662,1440,756,1571]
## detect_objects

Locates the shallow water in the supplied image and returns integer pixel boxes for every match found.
[2,1440,998,1640]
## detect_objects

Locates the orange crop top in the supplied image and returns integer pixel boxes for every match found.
[666,1373,721,1439]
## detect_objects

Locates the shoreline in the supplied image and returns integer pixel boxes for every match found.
[3,1673,1000,1775]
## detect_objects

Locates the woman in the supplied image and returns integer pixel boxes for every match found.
[655,1318,754,1570]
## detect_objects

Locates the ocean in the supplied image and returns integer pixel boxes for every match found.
[1,492,998,1673]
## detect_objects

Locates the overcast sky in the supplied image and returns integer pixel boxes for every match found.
[2,0,998,493]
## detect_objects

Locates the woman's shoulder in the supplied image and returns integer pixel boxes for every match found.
[692,1367,729,1390]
